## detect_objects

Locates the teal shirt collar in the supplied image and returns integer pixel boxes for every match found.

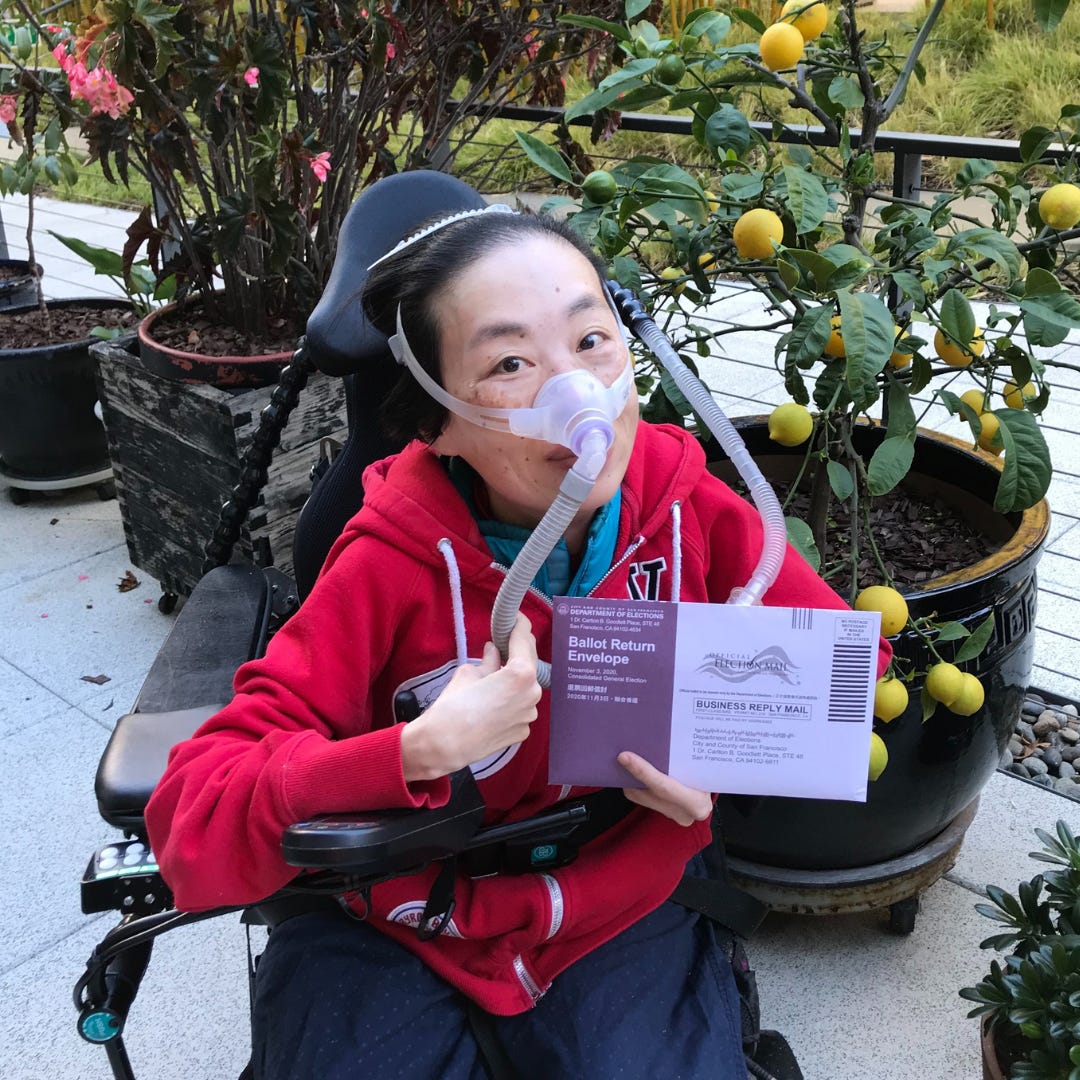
[447,458,620,598]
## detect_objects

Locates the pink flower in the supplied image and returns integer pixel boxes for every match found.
[53,43,69,68]
[243,66,259,89]
[69,64,134,118]
[386,42,396,61]
[308,151,331,183]
[0,96,16,125]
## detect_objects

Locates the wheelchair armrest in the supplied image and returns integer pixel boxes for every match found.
[95,705,224,832]
[282,767,486,876]
[135,563,273,714]
[95,563,273,832]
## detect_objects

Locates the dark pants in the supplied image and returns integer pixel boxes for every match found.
[252,870,747,1080]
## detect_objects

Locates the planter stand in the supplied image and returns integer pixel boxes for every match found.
[726,797,979,933]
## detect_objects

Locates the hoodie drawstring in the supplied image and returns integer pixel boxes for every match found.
[437,538,469,666]
[670,501,682,603]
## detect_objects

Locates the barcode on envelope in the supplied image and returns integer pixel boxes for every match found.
[791,608,813,630]
[828,642,874,722]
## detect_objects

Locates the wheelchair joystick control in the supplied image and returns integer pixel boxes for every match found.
[81,840,172,916]
[393,690,421,723]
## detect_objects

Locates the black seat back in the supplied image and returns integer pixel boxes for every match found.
[292,171,489,597]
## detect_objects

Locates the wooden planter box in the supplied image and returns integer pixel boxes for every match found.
[93,338,347,598]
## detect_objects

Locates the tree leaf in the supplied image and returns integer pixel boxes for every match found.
[781,164,829,234]
[827,75,864,109]
[1019,126,1055,164]
[625,0,652,18]
[682,10,732,45]
[867,435,915,496]
[827,460,854,501]
[994,409,1052,512]
[939,290,976,346]
[836,290,894,406]
[1033,0,1070,30]
[1020,290,1080,349]
[945,228,1022,283]
[512,131,572,184]
[933,621,971,642]
[786,303,835,367]
[785,515,820,571]
[48,232,124,276]
[558,14,632,41]
[884,377,917,440]
[955,613,995,663]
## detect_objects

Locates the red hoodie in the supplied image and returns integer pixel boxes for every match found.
[146,421,891,1015]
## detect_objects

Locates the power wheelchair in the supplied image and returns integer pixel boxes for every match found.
[74,170,803,1080]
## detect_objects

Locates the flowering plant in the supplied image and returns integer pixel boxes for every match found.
[9,0,619,347]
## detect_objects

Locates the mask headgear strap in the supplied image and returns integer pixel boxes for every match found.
[367,203,517,271]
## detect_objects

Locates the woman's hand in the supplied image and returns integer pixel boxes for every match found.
[401,614,542,782]
[618,751,713,827]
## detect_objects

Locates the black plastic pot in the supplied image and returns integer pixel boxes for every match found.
[0,259,43,311]
[708,418,1049,870]
[0,298,134,481]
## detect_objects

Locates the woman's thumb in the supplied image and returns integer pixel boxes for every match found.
[476,640,501,675]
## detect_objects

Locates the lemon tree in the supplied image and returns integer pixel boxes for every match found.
[528,0,1068,613]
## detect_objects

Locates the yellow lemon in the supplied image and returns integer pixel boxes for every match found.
[659,266,686,295]
[732,208,784,260]
[868,731,888,781]
[934,326,985,368]
[854,585,908,638]
[924,661,964,706]
[948,673,985,716]
[1003,379,1036,409]
[959,389,985,415]
[888,325,912,369]
[767,402,814,447]
[759,22,804,71]
[697,251,717,269]
[704,189,720,213]
[1038,183,1080,230]
[779,0,829,39]
[823,314,846,358]
[976,411,1001,453]
[874,677,909,723]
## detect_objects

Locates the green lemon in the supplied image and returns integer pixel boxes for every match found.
[656,55,687,85]
[581,170,617,205]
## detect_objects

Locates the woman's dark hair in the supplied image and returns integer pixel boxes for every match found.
[362,210,610,445]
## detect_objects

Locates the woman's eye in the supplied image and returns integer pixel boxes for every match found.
[494,356,524,375]
[579,332,603,351]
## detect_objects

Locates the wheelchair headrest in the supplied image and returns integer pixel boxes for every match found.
[306,171,489,377]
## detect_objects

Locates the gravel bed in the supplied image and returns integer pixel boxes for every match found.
[1001,692,1080,800]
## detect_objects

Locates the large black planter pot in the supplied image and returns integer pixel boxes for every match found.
[0,298,133,486]
[0,259,42,311]
[708,418,1049,870]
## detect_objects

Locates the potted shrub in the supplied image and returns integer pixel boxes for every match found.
[513,0,1079,871]
[0,24,137,499]
[10,0,622,387]
[960,819,1080,1080]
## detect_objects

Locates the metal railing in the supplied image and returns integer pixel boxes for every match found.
[488,102,1075,200]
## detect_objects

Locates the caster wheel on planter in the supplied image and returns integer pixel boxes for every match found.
[7,486,30,505]
[158,591,179,615]
[888,896,919,935]
[96,479,117,501]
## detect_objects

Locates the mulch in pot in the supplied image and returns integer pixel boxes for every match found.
[0,304,136,349]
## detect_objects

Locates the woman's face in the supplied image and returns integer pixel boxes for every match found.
[430,234,638,537]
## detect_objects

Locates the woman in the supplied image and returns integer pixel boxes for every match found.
[146,206,889,1078]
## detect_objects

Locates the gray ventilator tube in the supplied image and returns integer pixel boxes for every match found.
[491,283,788,687]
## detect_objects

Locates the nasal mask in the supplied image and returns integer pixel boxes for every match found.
[388,304,632,469]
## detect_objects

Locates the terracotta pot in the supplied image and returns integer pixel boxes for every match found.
[138,299,293,389]
[709,418,1049,870]
[0,297,132,482]
[981,1018,1006,1080]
